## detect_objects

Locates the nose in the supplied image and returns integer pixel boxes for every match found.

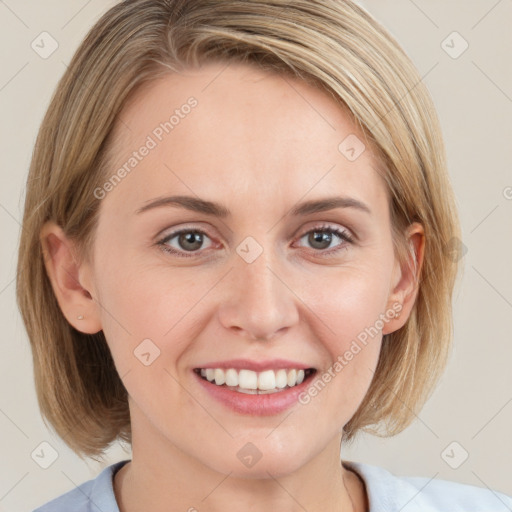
[217,247,300,341]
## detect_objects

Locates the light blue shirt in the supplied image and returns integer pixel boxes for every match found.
[33,458,512,511]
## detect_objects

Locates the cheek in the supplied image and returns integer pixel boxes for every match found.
[93,265,202,417]
[295,262,392,407]
[93,255,208,372]
[301,262,392,346]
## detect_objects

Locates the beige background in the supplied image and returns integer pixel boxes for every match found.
[0,1,511,510]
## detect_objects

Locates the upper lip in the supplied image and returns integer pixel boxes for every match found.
[194,359,315,372]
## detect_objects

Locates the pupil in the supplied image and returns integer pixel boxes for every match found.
[310,231,331,249]
[180,232,203,251]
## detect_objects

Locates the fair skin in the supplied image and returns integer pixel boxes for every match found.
[41,62,424,512]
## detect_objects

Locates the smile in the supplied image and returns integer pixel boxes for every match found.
[194,367,316,394]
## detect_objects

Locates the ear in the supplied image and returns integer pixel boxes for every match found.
[40,221,102,334]
[382,222,425,335]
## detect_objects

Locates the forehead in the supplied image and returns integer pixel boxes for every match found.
[103,62,388,216]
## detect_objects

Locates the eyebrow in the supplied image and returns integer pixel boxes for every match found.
[135,195,372,217]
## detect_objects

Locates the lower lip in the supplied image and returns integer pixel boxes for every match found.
[194,371,315,416]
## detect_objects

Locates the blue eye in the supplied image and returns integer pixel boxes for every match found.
[156,224,354,258]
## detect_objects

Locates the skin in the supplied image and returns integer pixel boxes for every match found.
[41,62,424,512]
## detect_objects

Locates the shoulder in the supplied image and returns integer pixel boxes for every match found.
[33,460,130,512]
[343,460,512,512]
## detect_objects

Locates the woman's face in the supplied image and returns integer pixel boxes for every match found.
[82,62,418,477]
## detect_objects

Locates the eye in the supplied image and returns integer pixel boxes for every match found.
[296,224,354,255]
[157,228,214,258]
[156,223,354,259]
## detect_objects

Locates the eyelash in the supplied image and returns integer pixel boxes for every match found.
[156,223,355,259]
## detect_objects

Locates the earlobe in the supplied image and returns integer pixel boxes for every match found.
[382,222,425,335]
[40,221,102,334]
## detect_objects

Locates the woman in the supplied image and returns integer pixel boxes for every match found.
[16,0,512,510]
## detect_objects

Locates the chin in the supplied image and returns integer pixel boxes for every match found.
[199,436,315,479]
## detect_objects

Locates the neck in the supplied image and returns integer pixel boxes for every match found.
[114,407,367,512]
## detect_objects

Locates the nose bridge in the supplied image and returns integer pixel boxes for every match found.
[217,240,299,340]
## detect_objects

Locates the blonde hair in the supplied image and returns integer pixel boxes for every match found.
[16,0,461,460]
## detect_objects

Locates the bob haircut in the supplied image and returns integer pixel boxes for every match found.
[17,0,462,460]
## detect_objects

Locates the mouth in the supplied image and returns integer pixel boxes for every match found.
[193,367,317,394]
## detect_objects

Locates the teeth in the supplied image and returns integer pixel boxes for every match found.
[214,368,225,386]
[199,367,311,392]
[225,368,238,387]
[239,369,258,389]
[287,369,297,387]
[275,369,288,388]
[258,370,275,390]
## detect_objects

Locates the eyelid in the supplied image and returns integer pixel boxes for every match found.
[156,225,217,258]
[295,221,353,238]
[293,222,355,251]
[157,223,213,241]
